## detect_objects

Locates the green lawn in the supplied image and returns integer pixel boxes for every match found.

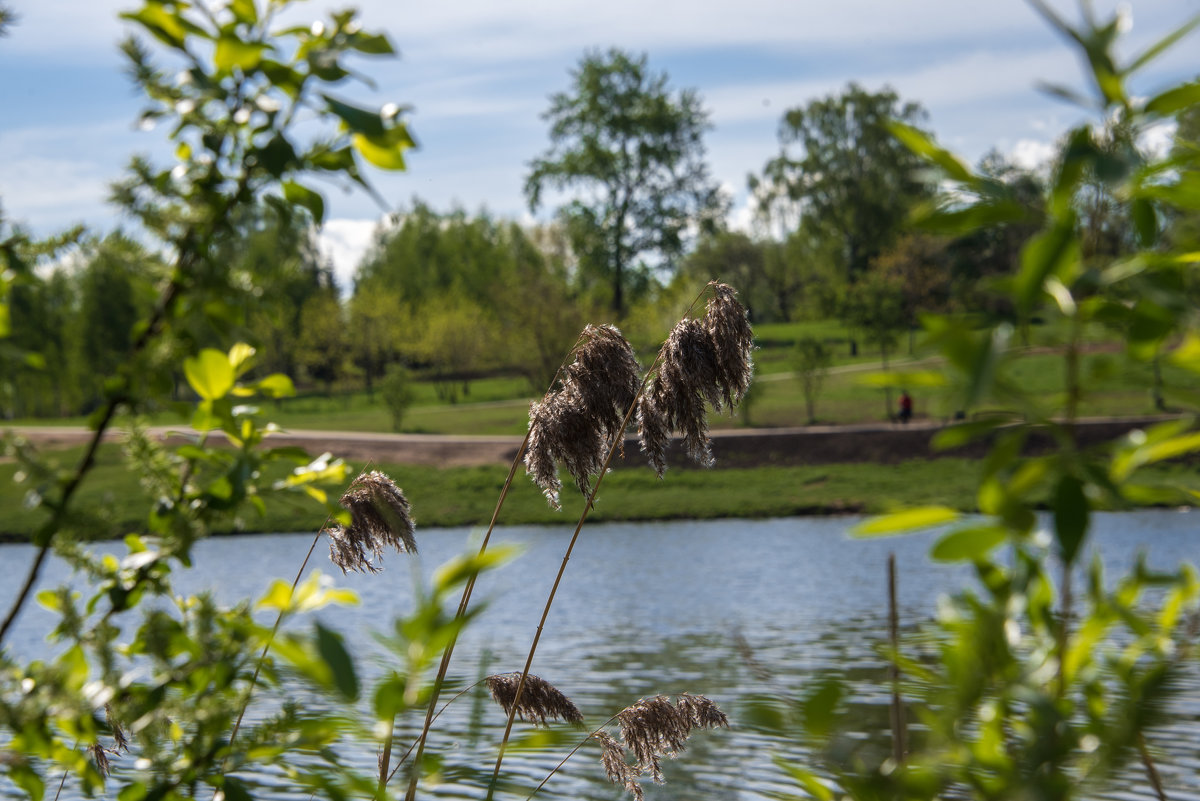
[5,442,1199,541]
[8,320,1196,436]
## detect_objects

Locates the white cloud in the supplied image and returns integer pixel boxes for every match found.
[1010,138,1058,172]
[317,217,387,293]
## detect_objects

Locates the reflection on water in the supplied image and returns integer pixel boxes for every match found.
[3,511,1200,799]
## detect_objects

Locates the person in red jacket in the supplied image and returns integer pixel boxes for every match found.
[898,390,913,424]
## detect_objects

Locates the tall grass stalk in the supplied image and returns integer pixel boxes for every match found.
[486,281,749,799]
[399,334,589,801]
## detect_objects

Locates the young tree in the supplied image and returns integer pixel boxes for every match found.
[792,336,832,424]
[525,48,725,316]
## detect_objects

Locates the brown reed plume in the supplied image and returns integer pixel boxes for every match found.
[488,283,751,801]
[594,731,642,801]
[637,283,755,476]
[523,693,729,801]
[226,466,416,790]
[484,673,584,727]
[525,324,641,509]
[325,470,417,573]
[89,744,111,779]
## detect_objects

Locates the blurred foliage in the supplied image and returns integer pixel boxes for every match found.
[753,5,1200,801]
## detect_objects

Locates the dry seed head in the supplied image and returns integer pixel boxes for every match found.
[105,704,129,754]
[90,743,111,778]
[637,283,754,474]
[594,731,643,801]
[676,693,730,730]
[560,324,641,440]
[324,471,417,573]
[485,673,584,726]
[525,325,639,508]
[616,696,691,784]
[704,282,755,408]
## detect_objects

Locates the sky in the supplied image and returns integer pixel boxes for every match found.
[1,0,1198,290]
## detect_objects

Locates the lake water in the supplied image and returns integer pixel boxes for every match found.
[3,511,1200,800]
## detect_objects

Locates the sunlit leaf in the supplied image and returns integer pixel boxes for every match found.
[255,373,296,398]
[228,342,256,376]
[853,506,960,537]
[215,36,268,73]
[352,127,415,171]
[184,348,235,401]
[931,525,1008,562]
[887,120,975,184]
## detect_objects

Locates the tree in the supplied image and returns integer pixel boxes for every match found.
[297,288,349,395]
[791,336,832,424]
[872,232,953,353]
[525,48,724,316]
[758,83,933,283]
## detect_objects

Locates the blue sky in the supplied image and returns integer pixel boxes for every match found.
[1,0,1197,287]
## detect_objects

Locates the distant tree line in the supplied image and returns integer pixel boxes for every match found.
[5,47,1199,420]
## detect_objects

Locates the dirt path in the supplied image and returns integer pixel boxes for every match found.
[4,415,1178,470]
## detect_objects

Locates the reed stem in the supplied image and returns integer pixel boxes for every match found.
[485,284,713,801]
[397,436,529,801]
[402,334,592,801]
[887,553,907,763]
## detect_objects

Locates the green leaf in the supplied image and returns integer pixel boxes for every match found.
[931,525,1008,563]
[120,4,201,49]
[254,373,296,398]
[773,757,834,801]
[229,0,258,25]
[321,94,386,137]
[887,120,975,184]
[1129,15,1200,75]
[218,778,253,801]
[36,588,61,612]
[283,181,326,225]
[9,763,45,801]
[1145,80,1200,116]
[184,349,235,401]
[800,678,843,737]
[1053,475,1088,566]
[1131,198,1158,247]
[1016,220,1079,314]
[228,342,256,376]
[316,623,359,701]
[352,126,415,171]
[349,31,395,55]
[215,36,267,73]
[853,506,960,537]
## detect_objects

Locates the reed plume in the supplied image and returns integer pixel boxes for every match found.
[489,284,749,799]
[89,744,111,779]
[638,282,755,477]
[105,704,129,754]
[324,470,417,573]
[594,731,643,801]
[484,673,584,726]
[525,324,641,509]
[597,694,729,799]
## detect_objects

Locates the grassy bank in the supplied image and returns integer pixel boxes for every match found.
[4,442,1197,542]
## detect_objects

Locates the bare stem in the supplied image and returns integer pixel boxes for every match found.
[522,715,622,801]
[1139,732,1169,801]
[400,430,532,800]
[402,332,596,801]
[887,553,907,763]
